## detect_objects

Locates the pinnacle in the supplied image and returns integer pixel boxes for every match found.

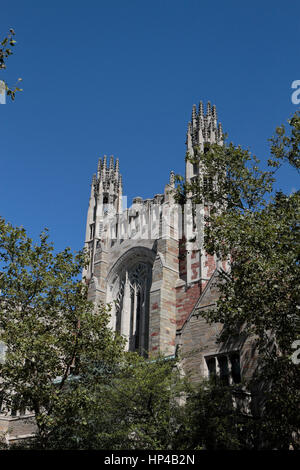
[97,158,102,177]
[103,155,107,171]
[94,155,122,184]
[198,101,204,118]
[218,122,223,138]
[187,100,223,146]
[192,104,197,118]
[206,101,211,116]
[212,104,217,120]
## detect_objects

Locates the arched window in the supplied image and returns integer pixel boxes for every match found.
[107,248,155,357]
[111,262,152,356]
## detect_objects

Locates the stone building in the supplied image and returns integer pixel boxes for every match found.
[83,101,258,386]
[0,101,256,444]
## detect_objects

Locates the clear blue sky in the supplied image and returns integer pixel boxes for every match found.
[1,0,299,253]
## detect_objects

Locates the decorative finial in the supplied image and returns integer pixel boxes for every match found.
[97,158,102,177]
[192,104,197,131]
[212,104,217,121]
[206,101,211,116]
[109,155,114,168]
[170,170,175,186]
[203,115,208,141]
[199,101,204,118]
[218,122,223,139]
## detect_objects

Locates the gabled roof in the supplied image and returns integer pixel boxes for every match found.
[177,268,223,335]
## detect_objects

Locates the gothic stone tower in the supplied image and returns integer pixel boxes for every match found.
[83,154,179,357]
[83,102,258,385]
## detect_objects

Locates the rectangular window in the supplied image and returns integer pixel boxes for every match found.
[205,352,241,385]
[206,357,216,378]
[230,353,241,384]
[218,355,230,385]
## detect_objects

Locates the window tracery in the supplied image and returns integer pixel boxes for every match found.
[113,262,152,356]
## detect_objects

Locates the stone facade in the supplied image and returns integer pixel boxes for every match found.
[0,414,37,445]
[84,101,257,388]
[0,101,257,443]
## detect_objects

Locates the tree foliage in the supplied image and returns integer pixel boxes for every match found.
[175,378,252,450]
[0,221,186,450]
[175,111,300,449]
[43,353,186,450]
[0,220,249,450]
[0,220,124,447]
[0,113,299,450]
[0,29,22,101]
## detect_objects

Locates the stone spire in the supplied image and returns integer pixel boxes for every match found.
[103,155,107,173]
[185,100,223,183]
[187,100,223,152]
[109,155,114,175]
[83,154,123,281]
[169,170,175,186]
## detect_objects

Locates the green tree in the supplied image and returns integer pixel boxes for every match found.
[0,29,22,101]
[44,353,186,450]
[174,378,252,450]
[58,355,252,451]
[0,219,124,448]
[174,112,300,449]
[0,219,189,450]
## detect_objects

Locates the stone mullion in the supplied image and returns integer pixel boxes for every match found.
[121,273,131,348]
[139,281,147,355]
[132,284,137,347]
[227,355,233,385]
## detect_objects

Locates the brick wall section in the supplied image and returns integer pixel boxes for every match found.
[205,253,216,279]
[180,315,259,385]
[176,281,201,329]
[175,243,216,330]
[178,276,259,386]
